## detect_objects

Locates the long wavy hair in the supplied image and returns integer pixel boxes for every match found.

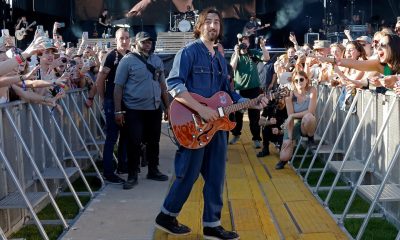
[382,33,400,74]
[193,8,223,42]
[346,41,367,60]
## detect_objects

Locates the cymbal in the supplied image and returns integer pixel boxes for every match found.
[114,24,130,28]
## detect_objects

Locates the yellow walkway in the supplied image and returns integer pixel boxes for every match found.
[154,125,348,240]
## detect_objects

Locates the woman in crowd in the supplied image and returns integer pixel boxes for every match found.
[318,42,345,84]
[277,70,317,170]
[318,33,400,90]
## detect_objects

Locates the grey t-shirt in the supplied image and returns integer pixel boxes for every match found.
[114,52,164,110]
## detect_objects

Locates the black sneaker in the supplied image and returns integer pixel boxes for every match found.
[123,174,138,190]
[275,160,288,170]
[147,169,168,181]
[256,149,270,157]
[203,226,240,240]
[104,174,125,185]
[155,212,191,235]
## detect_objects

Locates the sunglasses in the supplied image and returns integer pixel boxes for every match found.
[294,77,305,83]
[377,42,388,49]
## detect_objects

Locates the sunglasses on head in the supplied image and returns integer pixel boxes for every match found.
[294,77,305,83]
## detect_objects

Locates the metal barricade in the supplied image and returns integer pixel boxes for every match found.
[0,89,105,238]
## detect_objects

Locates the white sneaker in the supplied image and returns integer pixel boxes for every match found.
[254,140,262,149]
[229,136,240,145]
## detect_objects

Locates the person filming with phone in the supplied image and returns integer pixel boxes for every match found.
[229,33,270,148]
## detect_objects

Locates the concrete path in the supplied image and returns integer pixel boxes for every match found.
[62,123,177,240]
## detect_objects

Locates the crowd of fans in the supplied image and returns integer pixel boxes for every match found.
[0,21,110,113]
[229,17,400,170]
[2,14,400,178]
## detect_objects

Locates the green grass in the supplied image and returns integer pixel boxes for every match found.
[301,171,347,187]
[37,196,91,220]
[318,190,370,214]
[65,176,102,192]
[292,156,325,169]
[10,225,64,240]
[345,218,398,240]
[82,161,104,173]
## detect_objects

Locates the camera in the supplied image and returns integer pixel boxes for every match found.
[153,68,162,81]
[58,22,65,28]
[238,42,247,50]
[49,85,64,97]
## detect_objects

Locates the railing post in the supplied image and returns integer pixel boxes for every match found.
[60,99,105,186]
[4,108,69,229]
[0,146,49,240]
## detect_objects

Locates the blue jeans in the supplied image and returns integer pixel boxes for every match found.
[103,98,127,177]
[161,131,227,227]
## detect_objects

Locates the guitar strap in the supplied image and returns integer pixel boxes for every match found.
[132,52,155,74]
[131,52,158,81]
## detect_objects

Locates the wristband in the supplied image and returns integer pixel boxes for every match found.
[19,75,27,91]
[15,55,23,64]
[114,111,126,115]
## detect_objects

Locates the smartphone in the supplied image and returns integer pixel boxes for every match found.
[36,25,44,36]
[67,42,72,48]
[97,41,102,49]
[106,42,111,48]
[290,31,294,36]
[29,55,38,71]
[58,22,65,28]
[82,31,88,40]
[1,29,9,37]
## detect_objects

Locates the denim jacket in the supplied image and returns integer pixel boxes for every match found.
[167,39,242,103]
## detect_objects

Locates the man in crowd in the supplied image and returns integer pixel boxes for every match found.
[154,8,267,240]
[89,28,130,184]
[114,31,169,190]
[229,33,270,148]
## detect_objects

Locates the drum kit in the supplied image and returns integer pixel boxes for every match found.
[169,10,199,32]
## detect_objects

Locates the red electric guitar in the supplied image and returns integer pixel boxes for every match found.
[169,88,290,149]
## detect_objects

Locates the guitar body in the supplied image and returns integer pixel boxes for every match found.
[169,91,236,149]
[15,21,36,40]
[15,28,26,40]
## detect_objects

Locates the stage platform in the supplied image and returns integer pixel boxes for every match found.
[62,118,347,240]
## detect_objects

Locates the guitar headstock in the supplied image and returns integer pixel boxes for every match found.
[270,87,290,100]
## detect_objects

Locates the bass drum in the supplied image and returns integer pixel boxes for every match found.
[178,19,191,32]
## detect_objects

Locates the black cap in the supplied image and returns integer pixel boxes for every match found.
[135,32,153,42]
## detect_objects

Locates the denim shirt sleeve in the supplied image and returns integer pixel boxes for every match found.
[166,49,190,97]
[114,56,130,87]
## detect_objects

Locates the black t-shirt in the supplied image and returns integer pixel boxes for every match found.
[103,49,126,99]
[261,101,287,130]
[99,14,107,25]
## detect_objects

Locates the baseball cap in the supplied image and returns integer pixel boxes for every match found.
[135,32,153,42]
[313,40,331,50]
[356,36,372,44]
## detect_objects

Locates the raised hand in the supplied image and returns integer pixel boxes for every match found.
[23,36,46,56]
[23,65,40,80]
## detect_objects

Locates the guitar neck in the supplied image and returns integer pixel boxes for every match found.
[223,97,260,115]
